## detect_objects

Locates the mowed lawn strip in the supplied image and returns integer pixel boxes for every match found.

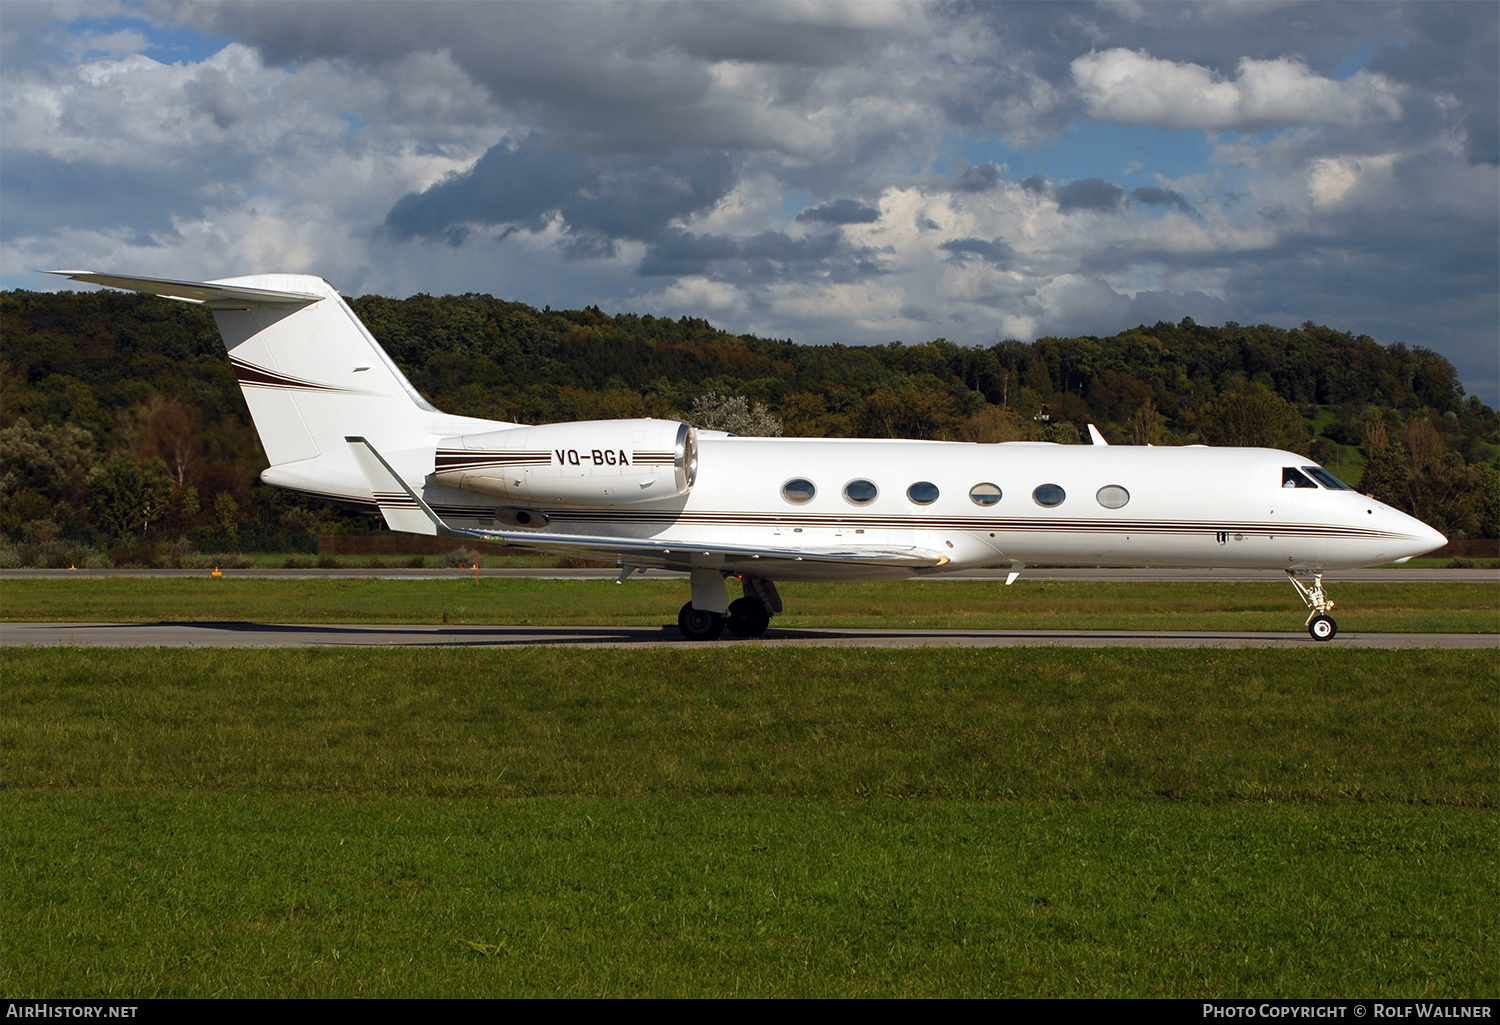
[5,648,1491,803]
[1,577,1495,632]
[4,793,1491,998]
[5,647,1494,997]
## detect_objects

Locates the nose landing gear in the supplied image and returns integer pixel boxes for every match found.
[1287,570,1338,641]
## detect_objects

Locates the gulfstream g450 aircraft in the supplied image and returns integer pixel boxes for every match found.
[52,271,1447,641]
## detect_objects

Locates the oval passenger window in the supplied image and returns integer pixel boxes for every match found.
[1096,485,1129,509]
[843,479,878,504]
[781,478,816,504]
[1033,484,1066,507]
[969,483,1002,507]
[907,481,939,505]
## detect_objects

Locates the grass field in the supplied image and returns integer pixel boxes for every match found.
[2,576,1496,633]
[3,647,1495,997]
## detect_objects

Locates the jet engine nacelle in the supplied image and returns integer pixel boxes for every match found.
[432,419,698,505]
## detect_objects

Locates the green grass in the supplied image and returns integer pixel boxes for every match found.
[203,552,599,569]
[6,793,1489,998]
[3,647,1496,996]
[1384,558,1499,569]
[5,648,1493,803]
[2,577,1496,632]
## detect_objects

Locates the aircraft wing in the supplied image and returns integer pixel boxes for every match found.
[346,437,948,571]
[450,526,944,571]
[45,271,322,308]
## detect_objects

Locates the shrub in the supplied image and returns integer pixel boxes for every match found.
[440,547,481,568]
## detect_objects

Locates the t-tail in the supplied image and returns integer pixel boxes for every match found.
[46,271,509,522]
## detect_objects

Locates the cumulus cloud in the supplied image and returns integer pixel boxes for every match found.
[953,163,1003,193]
[4,2,1495,401]
[385,141,736,256]
[1072,48,1404,130]
[638,227,886,283]
[1130,187,1193,212]
[795,199,881,224]
[937,236,1014,267]
[1056,178,1126,213]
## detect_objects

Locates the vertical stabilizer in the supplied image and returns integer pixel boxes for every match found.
[47,270,441,475]
[204,274,438,466]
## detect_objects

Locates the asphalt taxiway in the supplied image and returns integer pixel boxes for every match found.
[3,566,1495,582]
[4,621,1495,649]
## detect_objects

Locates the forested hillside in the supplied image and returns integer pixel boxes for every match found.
[3,288,1495,566]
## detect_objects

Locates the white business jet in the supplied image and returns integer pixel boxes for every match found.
[50,271,1447,641]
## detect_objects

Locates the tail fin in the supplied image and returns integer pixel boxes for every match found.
[50,271,439,467]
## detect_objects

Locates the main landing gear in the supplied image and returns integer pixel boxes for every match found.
[676,596,774,641]
[1287,570,1338,641]
[677,574,781,641]
[678,601,726,641]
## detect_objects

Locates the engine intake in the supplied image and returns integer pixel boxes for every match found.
[432,419,697,505]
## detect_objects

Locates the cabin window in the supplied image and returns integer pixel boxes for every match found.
[1096,485,1130,509]
[782,478,816,504]
[969,483,1002,507]
[907,481,939,505]
[1033,484,1066,507]
[1303,466,1354,491]
[1282,467,1318,489]
[843,479,878,504]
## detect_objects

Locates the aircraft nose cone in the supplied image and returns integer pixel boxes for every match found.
[1400,514,1448,560]
[1420,522,1449,555]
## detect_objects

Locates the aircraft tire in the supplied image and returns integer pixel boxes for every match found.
[726,596,771,639]
[1308,615,1337,641]
[678,601,726,641]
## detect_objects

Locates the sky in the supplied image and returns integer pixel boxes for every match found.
[3,1,1497,403]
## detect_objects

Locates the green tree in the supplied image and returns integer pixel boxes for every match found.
[1474,462,1500,539]
[1189,391,1309,452]
[688,392,783,436]
[857,387,963,440]
[0,417,96,536]
[88,453,171,541]
[214,492,242,550]
[1130,398,1164,446]
[1402,419,1482,537]
[959,405,1032,443]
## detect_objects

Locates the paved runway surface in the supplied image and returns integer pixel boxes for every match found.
[5,567,1495,582]
[4,621,1494,649]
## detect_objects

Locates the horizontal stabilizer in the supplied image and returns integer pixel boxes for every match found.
[45,271,322,308]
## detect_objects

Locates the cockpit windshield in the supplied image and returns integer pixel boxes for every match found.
[1302,466,1355,491]
[1282,467,1318,488]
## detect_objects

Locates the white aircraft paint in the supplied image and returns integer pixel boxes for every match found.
[50,271,1448,641]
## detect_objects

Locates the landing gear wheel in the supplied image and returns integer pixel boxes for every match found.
[1308,615,1337,642]
[1289,571,1339,643]
[726,596,771,639]
[678,601,725,641]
